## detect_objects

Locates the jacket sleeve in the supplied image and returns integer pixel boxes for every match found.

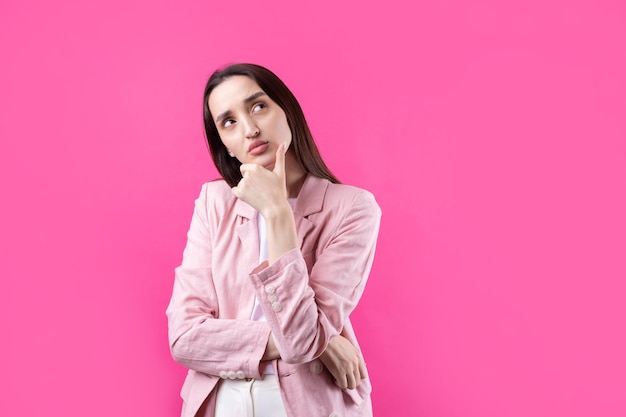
[166,183,271,379]
[249,189,381,364]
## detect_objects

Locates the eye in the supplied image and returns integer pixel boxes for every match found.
[222,118,235,128]
[252,102,266,113]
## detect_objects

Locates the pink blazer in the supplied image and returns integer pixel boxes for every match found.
[166,174,381,417]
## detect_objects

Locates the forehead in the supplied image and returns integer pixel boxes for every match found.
[208,75,264,114]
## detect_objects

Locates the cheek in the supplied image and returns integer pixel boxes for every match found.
[219,132,238,149]
[281,119,292,141]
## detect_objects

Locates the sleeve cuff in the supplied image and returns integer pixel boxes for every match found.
[249,248,305,282]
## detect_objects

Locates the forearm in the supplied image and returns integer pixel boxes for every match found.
[250,191,381,364]
[168,313,270,379]
[262,332,281,360]
[250,250,334,363]
[262,202,298,265]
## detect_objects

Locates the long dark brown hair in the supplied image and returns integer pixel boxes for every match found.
[203,63,340,187]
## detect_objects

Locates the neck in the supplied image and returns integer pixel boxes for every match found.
[284,151,307,198]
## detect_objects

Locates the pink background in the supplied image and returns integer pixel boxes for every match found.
[1,0,625,416]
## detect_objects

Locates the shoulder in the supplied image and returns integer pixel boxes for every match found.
[302,176,381,219]
[326,181,381,216]
[305,178,381,243]
[200,179,232,199]
[327,182,378,205]
[195,179,237,212]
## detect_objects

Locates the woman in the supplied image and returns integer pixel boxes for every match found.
[166,63,381,417]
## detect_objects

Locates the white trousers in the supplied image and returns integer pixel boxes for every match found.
[214,374,289,417]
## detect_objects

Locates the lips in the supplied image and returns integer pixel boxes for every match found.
[248,140,269,155]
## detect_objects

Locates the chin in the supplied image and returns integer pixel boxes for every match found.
[254,155,275,169]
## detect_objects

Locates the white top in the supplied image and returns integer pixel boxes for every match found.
[251,198,296,374]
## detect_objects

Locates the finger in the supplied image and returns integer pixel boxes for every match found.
[352,365,362,388]
[334,374,348,390]
[358,359,368,380]
[239,163,256,175]
[273,143,286,177]
[346,371,357,390]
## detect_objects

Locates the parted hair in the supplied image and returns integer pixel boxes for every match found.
[203,63,340,187]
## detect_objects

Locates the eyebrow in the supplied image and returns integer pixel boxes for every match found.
[214,91,268,125]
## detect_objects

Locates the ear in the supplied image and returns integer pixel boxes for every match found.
[227,149,235,157]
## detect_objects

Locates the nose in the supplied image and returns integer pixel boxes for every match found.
[242,117,260,138]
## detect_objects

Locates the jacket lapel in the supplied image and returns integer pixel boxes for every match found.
[234,175,330,258]
[235,199,260,273]
[293,175,329,251]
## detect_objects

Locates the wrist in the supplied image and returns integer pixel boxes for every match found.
[261,201,292,222]
[263,333,281,360]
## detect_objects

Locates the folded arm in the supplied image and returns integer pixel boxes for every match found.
[249,190,381,364]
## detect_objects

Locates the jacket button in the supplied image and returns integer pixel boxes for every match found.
[227,371,236,379]
[268,293,278,302]
[329,412,341,417]
[219,371,228,379]
[236,370,245,379]
[265,285,275,294]
[271,302,282,312]
[309,360,323,374]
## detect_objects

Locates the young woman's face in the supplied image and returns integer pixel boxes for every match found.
[208,75,292,170]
